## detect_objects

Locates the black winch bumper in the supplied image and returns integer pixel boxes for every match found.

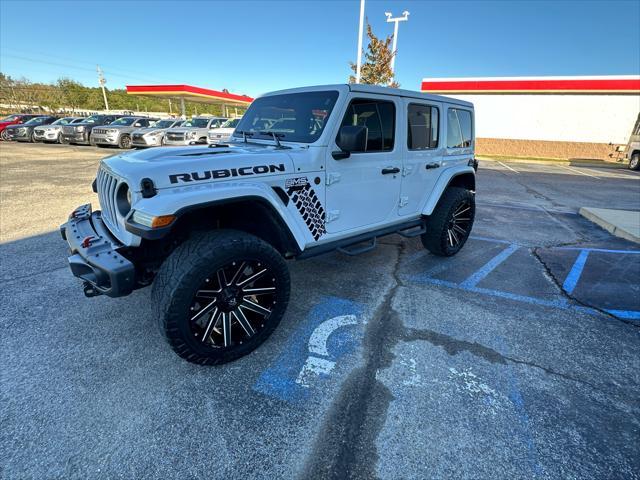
[60,204,135,297]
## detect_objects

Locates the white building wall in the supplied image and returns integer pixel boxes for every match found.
[446,94,640,144]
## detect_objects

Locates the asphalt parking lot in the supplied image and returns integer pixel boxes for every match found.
[1,142,639,479]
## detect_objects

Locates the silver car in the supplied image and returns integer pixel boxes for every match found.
[131,119,184,148]
[33,117,84,143]
[163,117,227,146]
[206,117,242,145]
[90,116,158,149]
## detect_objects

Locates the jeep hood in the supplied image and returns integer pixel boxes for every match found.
[100,143,299,191]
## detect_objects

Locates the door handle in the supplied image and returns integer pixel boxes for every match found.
[425,162,440,169]
[381,167,400,175]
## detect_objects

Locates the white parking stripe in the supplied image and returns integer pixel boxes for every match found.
[497,161,519,173]
[558,165,600,179]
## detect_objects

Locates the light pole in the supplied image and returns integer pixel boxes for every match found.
[355,0,365,83]
[96,65,109,111]
[385,10,409,83]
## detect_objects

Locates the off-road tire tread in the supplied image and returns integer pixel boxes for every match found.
[151,229,290,365]
[421,187,475,257]
[629,153,640,171]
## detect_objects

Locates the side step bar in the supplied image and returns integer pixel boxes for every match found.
[298,219,426,259]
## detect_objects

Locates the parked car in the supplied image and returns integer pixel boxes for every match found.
[131,119,184,148]
[0,114,44,141]
[164,117,227,146]
[61,114,124,145]
[90,116,158,149]
[33,117,84,143]
[206,117,242,145]
[60,83,477,365]
[4,116,59,142]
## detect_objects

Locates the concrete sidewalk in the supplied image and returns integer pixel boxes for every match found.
[579,207,640,244]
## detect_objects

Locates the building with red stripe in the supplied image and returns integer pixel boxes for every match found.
[421,76,640,160]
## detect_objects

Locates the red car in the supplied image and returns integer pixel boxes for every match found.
[0,114,41,141]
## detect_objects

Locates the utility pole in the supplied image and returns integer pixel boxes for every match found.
[384,10,410,83]
[97,65,109,111]
[355,0,365,83]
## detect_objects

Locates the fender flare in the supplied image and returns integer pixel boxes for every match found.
[420,166,476,216]
[125,182,308,251]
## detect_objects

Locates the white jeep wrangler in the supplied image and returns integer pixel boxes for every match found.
[61,84,477,365]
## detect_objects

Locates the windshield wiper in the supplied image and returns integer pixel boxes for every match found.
[257,131,289,149]
[235,130,254,143]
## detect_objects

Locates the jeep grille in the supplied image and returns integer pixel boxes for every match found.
[96,167,122,235]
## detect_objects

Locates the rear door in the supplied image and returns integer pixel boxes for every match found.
[398,99,444,217]
[324,94,402,233]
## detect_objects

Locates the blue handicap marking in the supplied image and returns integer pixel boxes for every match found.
[253,296,364,403]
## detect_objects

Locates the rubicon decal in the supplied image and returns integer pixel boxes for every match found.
[169,164,286,184]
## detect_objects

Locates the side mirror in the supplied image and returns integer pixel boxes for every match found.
[334,125,367,159]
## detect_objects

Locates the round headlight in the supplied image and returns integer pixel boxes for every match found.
[116,183,132,216]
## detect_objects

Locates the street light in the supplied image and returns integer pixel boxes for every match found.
[355,0,366,83]
[385,10,409,83]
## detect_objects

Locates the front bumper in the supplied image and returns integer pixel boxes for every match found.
[91,134,119,146]
[6,130,26,140]
[62,132,89,144]
[60,204,135,297]
[131,135,161,147]
[34,129,59,142]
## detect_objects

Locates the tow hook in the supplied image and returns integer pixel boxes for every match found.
[81,235,97,248]
[83,282,101,298]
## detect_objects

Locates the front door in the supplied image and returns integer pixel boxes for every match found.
[324,95,402,234]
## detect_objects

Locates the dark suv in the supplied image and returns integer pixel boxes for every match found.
[0,114,43,141]
[61,114,124,145]
[4,116,59,142]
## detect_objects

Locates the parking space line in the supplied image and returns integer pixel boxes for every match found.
[556,246,640,254]
[558,165,600,179]
[459,244,519,288]
[497,161,519,173]
[606,309,640,320]
[562,250,589,294]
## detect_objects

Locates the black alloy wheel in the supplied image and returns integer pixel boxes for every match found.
[152,230,290,365]
[422,187,476,256]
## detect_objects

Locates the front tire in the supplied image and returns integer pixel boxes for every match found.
[629,153,640,171]
[119,135,132,149]
[421,187,475,256]
[0,129,9,141]
[152,230,290,365]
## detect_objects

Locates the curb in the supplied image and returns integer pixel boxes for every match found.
[579,207,640,244]
[478,156,630,170]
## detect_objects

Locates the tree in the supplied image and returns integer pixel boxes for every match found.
[349,22,399,88]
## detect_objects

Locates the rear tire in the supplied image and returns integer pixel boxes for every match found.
[629,153,640,171]
[421,187,475,256]
[152,230,290,365]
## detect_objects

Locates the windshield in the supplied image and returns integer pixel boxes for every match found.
[220,118,241,129]
[182,118,209,128]
[110,117,136,126]
[154,119,175,128]
[24,117,47,125]
[234,91,338,143]
[1,115,20,122]
[71,118,85,123]
[83,115,102,124]
[53,117,74,125]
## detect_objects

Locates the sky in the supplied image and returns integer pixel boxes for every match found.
[1,0,639,97]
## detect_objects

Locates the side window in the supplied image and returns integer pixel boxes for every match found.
[447,108,473,149]
[407,104,439,150]
[340,99,395,152]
